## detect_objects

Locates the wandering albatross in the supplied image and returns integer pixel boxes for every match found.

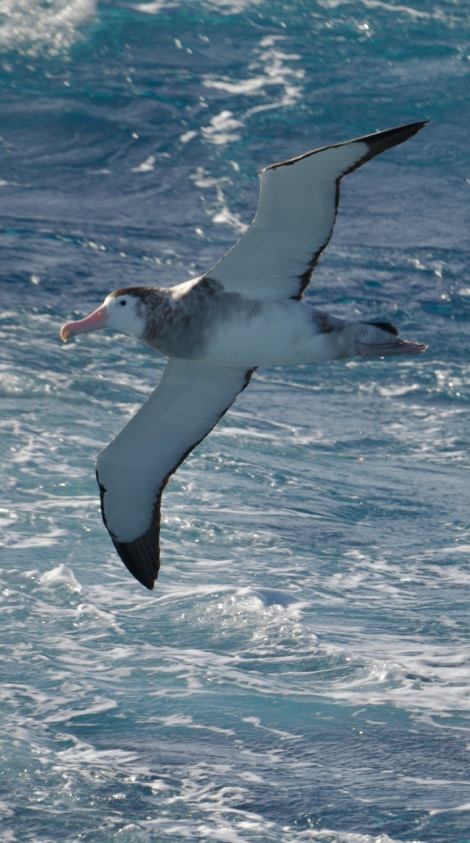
[61,121,427,590]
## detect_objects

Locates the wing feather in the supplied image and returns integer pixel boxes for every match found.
[207,121,427,300]
[96,359,253,589]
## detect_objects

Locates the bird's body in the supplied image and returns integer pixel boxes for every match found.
[61,121,428,590]
[109,278,401,367]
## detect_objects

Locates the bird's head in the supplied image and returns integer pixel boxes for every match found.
[60,289,147,343]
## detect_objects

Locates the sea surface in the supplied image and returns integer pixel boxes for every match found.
[1,1,469,841]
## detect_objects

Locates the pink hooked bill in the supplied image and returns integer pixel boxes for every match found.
[60,304,109,342]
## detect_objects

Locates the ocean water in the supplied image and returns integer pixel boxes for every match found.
[1,0,469,840]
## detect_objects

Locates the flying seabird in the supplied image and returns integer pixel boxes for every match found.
[61,121,427,590]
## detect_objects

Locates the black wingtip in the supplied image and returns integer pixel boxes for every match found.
[344,120,429,175]
[97,473,161,590]
[366,120,429,151]
[112,534,159,590]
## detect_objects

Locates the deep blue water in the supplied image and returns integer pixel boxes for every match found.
[1,1,470,841]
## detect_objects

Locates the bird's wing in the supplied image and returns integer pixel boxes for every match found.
[206,122,427,300]
[96,358,253,589]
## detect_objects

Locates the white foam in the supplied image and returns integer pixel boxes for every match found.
[131,155,156,174]
[201,110,244,146]
[38,563,82,591]
[0,0,96,54]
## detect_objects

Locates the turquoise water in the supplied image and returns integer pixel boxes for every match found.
[1,1,469,841]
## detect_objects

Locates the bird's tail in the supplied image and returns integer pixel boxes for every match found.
[357,321,426,358]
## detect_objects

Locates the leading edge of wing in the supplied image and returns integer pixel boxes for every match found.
[95,358,254,590]
[263,121,428,177]
[207,121,428,301]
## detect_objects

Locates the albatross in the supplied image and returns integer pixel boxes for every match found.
[61,121,427,590]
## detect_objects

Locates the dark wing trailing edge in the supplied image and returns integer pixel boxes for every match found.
[96,359,254,589]
[207,121,428,300]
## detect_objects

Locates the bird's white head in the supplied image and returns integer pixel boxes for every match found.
[60,289,147,343]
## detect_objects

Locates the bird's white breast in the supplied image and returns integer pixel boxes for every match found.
[199,297,343,368]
